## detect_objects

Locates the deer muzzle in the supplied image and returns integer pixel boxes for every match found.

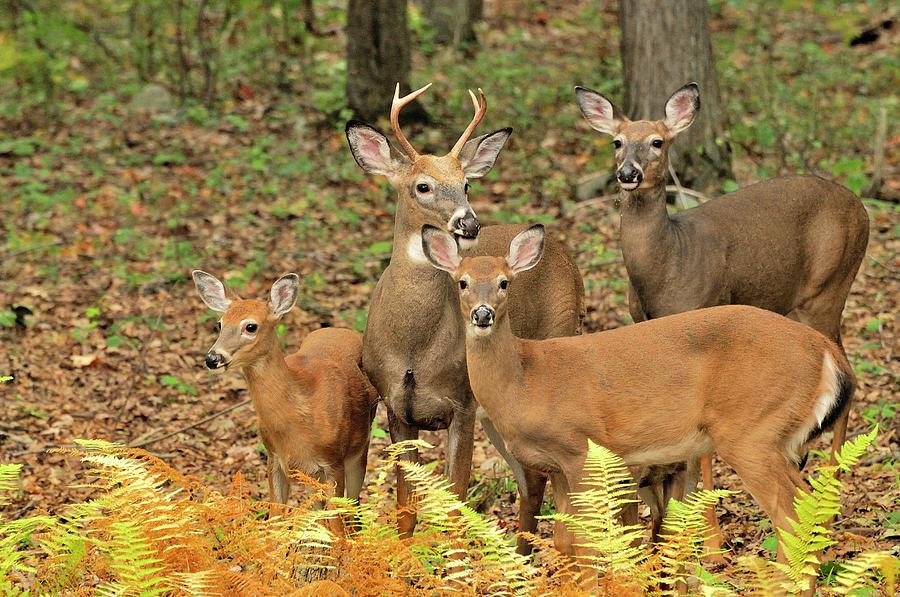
[450,209,481,239]
[471,305,495,328]
[205,351,228,369]
[616,162,643,190]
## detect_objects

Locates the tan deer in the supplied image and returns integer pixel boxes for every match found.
[575,82,868,545]
[345,84,584,552]
[192,271,378,504]
[421,223,855,575]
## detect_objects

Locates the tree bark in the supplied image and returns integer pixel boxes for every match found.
[619,0,732,192]
[418,0,480,48]
[346,0,427,123]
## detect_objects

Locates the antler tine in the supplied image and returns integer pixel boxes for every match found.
[448,88,487,158]
[390,82,432,159]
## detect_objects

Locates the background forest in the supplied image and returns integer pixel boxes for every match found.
[0,0,897,594]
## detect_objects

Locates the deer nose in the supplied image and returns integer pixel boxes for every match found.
[205,352,223,369]
[452,211,480,239]
[617,163,643,184]
[472,305,494,328]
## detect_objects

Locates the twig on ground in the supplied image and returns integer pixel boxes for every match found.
[129,398,252,448]
[1,241,64,261]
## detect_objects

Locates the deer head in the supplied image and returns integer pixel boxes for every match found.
[192,270,299,370]
[346,83,512,252]
[575,83,700,191]
[420,224,545,337]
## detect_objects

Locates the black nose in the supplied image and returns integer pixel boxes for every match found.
[472,305,494,328]
[205,353,221,369]
[452,211,480,239]
[617,164,643,184]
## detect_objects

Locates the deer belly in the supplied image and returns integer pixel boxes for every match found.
[621,430,713,467]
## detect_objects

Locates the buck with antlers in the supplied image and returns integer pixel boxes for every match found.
[421,223,855,573]
[345,84,584,550]
[193,271,378,504]
[574,83,868,544]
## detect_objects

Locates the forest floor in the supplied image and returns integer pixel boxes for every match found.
[1,0,897,582]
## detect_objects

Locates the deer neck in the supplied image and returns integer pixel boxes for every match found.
[385,197,459,301]
[619,183,678,294]
[241,341,308,428]
[465,315,524,425]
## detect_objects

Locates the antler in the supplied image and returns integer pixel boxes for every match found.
[390,82,432,160]
[448,88,487,158]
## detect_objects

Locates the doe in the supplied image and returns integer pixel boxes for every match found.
[421,224,855,572]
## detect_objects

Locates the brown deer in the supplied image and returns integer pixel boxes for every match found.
[345,84,584,552]
[421,223,855,575]
[574,82,868,544]
[192,271,378,504]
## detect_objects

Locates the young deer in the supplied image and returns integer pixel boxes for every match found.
[192,271,378,504]
[421,224,854,573]
[346,84,584,552]
[575,82,868,544]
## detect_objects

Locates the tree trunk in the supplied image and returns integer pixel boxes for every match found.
[346,0,428,123]
[619,0,732,192]
[418,0,480,48]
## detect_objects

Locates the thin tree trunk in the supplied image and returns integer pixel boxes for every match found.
[346,0,427,123]
[419,0,480,48]
[620,0,732,192]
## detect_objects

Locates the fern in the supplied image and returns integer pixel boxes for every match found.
[773,426,879,589]
[654,488,733,594]
[544,441,649,589]
[833,550,897,595]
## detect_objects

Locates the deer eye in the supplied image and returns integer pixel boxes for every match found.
[458,280,468,290]
[416,183,432,193]
[612,139,622,149]
[499,279,509,290]
[651,139,664,148]
[464,182,470,193]
[216,321,222,331]
[244,323,258,334]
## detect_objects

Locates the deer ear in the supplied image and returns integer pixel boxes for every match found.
[575,86,624,136]
[193,270,232,313]
[458,128,512,179]
[269,274,300,318]
[345,121,404,177]
[421,225,462,274]
[506,224,545,275]
[664,83,700,136]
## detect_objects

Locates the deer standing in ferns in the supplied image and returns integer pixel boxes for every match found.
[345,84,584,552]
[193,271,378,504]
[574,82,868,545]
[421,224,855,580]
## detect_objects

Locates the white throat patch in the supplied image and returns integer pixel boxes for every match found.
[406,233,429,264]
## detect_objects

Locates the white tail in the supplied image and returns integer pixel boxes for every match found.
[421,227,855,570]
[192,270,377,504]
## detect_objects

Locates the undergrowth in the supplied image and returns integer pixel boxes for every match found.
[0,432,895,595]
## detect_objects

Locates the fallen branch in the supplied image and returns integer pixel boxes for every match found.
[130,398,252,448]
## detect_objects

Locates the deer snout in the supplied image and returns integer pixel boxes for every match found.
[471,305,495,328]
[616,162,643,189]
[205,352,226,369]
[450,210,480,239]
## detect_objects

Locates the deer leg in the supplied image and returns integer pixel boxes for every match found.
[345,446,369,503]
[270,455,291,505]
[445,404,476,502]
[479,410,547,555]
[699,454,725,559]
[549,472,576,557]
[387,410,419,537]
[517,467,548,555]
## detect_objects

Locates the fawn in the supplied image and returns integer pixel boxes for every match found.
[193,270,378,503]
